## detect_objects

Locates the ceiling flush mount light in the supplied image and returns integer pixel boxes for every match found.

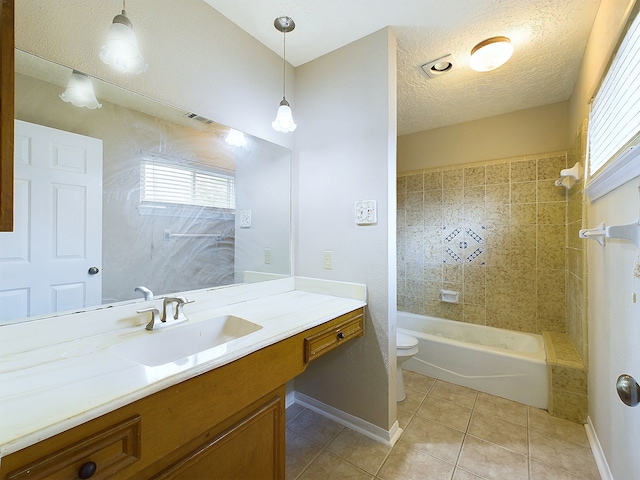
[59,71,102,109]
[469,36,513,72]
[100,0,148,74]
[272,16,297,133]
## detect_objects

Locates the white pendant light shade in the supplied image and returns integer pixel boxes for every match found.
[272,98,297,133]
[469,36,513,72]
[100,11,148,74]
[59,71,102,109]
[272,17,297,133]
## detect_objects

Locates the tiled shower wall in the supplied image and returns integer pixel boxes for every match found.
[397,152,568,335]
[567,123,588,363]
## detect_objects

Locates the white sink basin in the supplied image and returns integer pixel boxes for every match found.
[109,315,262,367]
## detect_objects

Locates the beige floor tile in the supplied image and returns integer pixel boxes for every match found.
[397,386,427,416]
[467,410,528,455]
[429,380,478,408]
[400,415,464,464]
[377,442,455,480]
[298,451,373,480]
[529,459,586,479]
[529,428,599,480]
[288,409,344,448]
[286,429,322,480]
[528,407,589,446]
[286,404,306,424]
[416,394,472,432]
[458,435,528,480]
[453,468,485,480]
[326,428,392,476]
[473,392,528,427]
[403,370,437,393]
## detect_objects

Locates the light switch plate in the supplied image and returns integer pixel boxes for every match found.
[355,200,377,225]
[240,210,251,228]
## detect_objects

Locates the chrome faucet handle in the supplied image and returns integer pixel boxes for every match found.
[138,307,161,331]
[173,297,195,321]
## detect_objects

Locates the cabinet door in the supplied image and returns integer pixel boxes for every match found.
[152,394,284,480]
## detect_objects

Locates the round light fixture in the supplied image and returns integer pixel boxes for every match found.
[469,36,513,72]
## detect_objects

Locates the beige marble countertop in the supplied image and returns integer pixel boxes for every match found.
[0,276,366,458]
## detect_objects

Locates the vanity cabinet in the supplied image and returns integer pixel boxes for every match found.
[0,308,364,480]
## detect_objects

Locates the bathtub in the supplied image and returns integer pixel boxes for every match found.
[397,311,548,409]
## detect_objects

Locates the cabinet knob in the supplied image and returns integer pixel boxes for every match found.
[337,332,345,340]
[78,461,97,479]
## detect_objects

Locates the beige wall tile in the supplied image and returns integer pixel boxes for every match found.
[406,173,424,192]
[538,202,566,225]
[424,171,443,190]
[538,179,566,202]
[444,169,464,188]
[463,185,486,205]
[464,166,486,187]
[463,304,486,325]
[511,203,537,225]
[511,181,537,203]
[511,159,537,182]
[551,365,588,395]
[486,183,510,205]
[537,156,567,180]
[486,163,510,184]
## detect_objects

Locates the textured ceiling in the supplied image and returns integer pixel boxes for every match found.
[203,0,602,135]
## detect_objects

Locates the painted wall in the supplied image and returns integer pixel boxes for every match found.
[567,1,640,479]
[293,29,398,431]
[398,102,570,173]
[15,0,295,150]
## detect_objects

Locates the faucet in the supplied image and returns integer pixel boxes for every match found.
[137,296,192,331]
[135,286,154,300]
[161,296,191,323]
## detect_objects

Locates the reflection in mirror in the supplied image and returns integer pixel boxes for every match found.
[0,49,291,324]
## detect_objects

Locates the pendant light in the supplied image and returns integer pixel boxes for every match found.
[100,0,148,74]
[59,71,102,109]
[272,16,297,133]
[469,36,513,72]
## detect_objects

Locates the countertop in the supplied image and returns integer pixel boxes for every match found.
[0,276,366,458]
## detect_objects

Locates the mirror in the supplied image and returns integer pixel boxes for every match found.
[0,49,291,324]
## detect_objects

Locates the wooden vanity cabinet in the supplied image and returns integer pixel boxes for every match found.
[0,308,364,480]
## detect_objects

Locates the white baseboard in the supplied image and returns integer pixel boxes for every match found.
[585,416,614,480]
[293,392,403,447]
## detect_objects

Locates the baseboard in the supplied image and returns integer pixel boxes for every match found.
[585,416,614,480]
[293,392,402,447]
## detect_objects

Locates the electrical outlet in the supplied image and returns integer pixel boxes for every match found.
[323,250,333,270]
[264,248,271,265]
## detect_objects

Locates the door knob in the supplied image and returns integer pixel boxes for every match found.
[88,267,100,275]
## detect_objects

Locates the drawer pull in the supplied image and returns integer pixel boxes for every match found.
[78,461,97,478]
[337,332,345,340]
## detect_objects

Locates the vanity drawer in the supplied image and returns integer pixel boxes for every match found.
[5,416,141,480]
[304,309,364,362]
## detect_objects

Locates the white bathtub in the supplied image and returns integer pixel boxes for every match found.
[397,311,548,409]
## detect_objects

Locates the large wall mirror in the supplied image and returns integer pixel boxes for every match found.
[0,49,291,325]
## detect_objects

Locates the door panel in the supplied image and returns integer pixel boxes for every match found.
[0,120,102,322]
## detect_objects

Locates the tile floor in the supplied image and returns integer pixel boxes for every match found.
[286,371,600,480]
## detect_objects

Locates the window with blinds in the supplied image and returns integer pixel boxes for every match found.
[140,158,235,211]
[588,8,640,179]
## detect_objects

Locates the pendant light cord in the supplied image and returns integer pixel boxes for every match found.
[282,29,287,99]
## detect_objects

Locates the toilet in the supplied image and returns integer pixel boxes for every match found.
[396,331,419,401]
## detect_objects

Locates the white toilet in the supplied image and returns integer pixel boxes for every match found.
[396,331,419,401]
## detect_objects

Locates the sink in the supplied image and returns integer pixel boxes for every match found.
[109,315,262,367]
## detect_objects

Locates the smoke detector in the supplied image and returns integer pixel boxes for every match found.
[421,54,457,79]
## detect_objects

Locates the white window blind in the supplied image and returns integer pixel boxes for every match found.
[589,11,640,177]
[140,158,235,210]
